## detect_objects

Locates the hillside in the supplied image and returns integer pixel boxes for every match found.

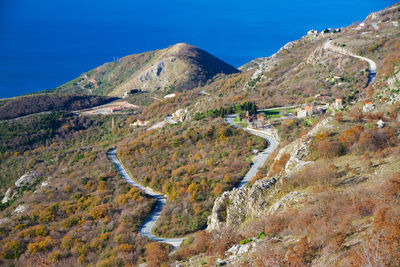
[0,94,117,120]
[54,43,239,97]
[0,2,400,266]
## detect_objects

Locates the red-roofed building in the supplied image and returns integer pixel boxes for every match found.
[335,98,343,109]
[297,105,313,118]
[363,101,374,112]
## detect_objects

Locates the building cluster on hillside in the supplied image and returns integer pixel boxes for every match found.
[307,28,341,36]
[296,105,328,118]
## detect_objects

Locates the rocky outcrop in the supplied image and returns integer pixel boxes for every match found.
[207,178,277,231]
[267,191,306,214]
[15,171,38,188]
[1,171,39,205]
[171,108,189,123]
[1,188,14,204]
[242,40,298,90]
[12,204,27,215]
[270,117,333,175]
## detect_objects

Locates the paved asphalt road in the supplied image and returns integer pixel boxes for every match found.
[107,115,279,248]
[324,40,376,84]
[107,148,185,248]
[225,115,279,188]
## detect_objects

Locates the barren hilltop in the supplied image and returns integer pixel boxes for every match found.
[54,43,239,97]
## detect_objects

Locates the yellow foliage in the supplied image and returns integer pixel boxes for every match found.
[116,194,127,206]
[90,204,111,220]
[48,250,61,263]
[118,243,134,253]
[61,235,74,250]
[64,185,72,193]
[27,236,55,254]
[13,224,26,231]
[224,174,231,183]
[315,131,329,143]
[18,225,47,238]
[99,232,110,242]
[213,183,224,197]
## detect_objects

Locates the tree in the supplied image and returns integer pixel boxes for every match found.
[145,243,169,267]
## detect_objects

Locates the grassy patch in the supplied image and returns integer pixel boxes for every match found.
[263,109,281,118]
[233,117,248,127]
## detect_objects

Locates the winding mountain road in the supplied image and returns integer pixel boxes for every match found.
[107,114,279,249]
[107,149,185,248]
[323,39,377,84]
[225,115,279,187]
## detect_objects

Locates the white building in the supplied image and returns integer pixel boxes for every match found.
[164,93,177,99]
[307,29,318,35]
[335,98,343,109]
[130,120,149,127]
[297,105,313,118]
[363,101,374,113]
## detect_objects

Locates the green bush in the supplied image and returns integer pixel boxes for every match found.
[257,231,266,239]
[239,238,252,245]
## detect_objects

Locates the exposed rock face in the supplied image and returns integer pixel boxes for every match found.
[15,171,38,188]
[2,171,39,204]
[171,108,189,122]
[207,178,277,232]
[139,60,166,82]
[1,188,13,204]
[242,40,298,90]
[270,116,333,175]
[12,204,26,215]
[267,191,306,214]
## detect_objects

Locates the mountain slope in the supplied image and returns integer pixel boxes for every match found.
[54,43,239,97]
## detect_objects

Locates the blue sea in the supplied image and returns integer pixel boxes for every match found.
[0,0,397,98]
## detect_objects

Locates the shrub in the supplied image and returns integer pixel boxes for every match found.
[257,231,267,239]
[240,238,253,245]
[145,243,169,267]
[27,236,55,254]
[18,225,48,238]
[48,250,62,263]
[1,240,24,259]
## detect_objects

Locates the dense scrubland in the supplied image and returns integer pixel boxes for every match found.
[118,118,267,237]
[0,94,116,120]
[176,102,400,266]
[0,114,163,266]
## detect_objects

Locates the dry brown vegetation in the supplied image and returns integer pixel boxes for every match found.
[118,118,267,237]
[0,114,157,266]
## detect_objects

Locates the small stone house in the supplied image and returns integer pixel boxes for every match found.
[363,101,374,112]
[297,105,313,118]
[307,29,318,35]
[335,98,343,109]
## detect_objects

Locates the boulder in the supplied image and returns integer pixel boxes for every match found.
[15,171,38,188]
[1,188,13,204]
